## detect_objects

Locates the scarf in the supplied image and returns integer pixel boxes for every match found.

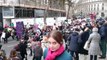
[45,45,64,60]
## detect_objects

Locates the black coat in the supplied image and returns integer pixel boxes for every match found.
[68,32,82,52]
[79,30,90,55]
[18,42,27,58]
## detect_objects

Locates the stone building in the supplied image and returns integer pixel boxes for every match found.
[75,0,107,18]
[0,0,66,27]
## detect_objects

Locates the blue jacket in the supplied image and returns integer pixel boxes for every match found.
[68,32,82,51]
[99,25,106,40]
[43,48,72,60]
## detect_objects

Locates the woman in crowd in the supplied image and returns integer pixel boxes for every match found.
[87,27,101,60]
[43,30,72,60]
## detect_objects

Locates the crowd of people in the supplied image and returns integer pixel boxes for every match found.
[66,17,107,60]
[0,17,106,60]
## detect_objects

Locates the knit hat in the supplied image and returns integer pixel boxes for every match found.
[92,27,98,32]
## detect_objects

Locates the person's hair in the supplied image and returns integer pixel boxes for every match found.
[10,49,17,57]
[48,30,63,44]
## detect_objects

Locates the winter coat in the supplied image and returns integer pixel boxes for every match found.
[88,28,101,55]
[99,25,105,40]
[68,32,82,52]
[33,45,43,57]
[18,42,27,58]
[79,30,90,54]
[43,48,72,60]
[99,23,107,40]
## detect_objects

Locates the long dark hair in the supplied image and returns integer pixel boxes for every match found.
[48,30,63,44]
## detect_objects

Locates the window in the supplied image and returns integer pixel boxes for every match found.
[15,7,34,18]
[102,3,104,10]
[94,4,96,10]
[91,5,93,11]
[97,4,99,11]
[3,7,14,16]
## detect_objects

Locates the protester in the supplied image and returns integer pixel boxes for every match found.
[18,39,27,60]
[79,26,90,60]
[33,41,43,60]
[87,27,101,60]
[43,30,72,60]
[98,21,107,59]
[68,28,82,60]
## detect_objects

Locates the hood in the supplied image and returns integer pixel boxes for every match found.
[92,27,98,32]
[72,32,79,36]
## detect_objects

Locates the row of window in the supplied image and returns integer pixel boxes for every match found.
[83,0,101,3]
[15,7,65,18]
[15,8,34,18]
[79,3,105,12]
[0,0,65,11]
[88,3,104,11]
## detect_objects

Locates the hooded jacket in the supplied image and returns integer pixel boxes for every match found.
[68,32,81,51]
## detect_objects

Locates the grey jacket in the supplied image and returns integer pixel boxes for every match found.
[88,31,101,55]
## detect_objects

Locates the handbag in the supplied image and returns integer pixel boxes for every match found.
[84,41,89,50]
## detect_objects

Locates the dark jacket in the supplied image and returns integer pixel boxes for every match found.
[18,42,27,58]
[68,32,82,52]
[99,23,107,40]
[33,45,43,57]
[79,30,90,55]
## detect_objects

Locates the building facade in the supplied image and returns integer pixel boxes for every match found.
[0,0,66,27]
[75,0,107,18]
